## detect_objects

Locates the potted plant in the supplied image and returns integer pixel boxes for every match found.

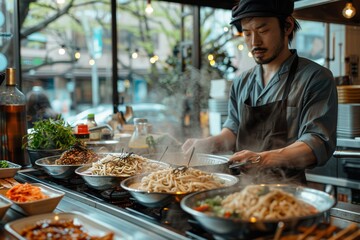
[24,118,77,166]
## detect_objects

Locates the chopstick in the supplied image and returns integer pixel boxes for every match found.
[159,146,168,162]
[343,229,360,240]
[328,223,358,240]
[312,225,338,240]
[273,221,285,240]
[297,225,317,240]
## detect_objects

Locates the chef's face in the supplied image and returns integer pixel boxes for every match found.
[241,17,286,65]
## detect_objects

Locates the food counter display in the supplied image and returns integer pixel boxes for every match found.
[0,168,359,240]
[0,172,188,240]
[1,145,360,240]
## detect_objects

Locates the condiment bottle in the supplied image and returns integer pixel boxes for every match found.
[86,113,100,141]
[0,68,29,166]
[128,118,149,154]
[74,124,90,143]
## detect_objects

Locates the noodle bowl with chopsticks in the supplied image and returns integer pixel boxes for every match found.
[130,168,228,194]
[89,153,168,177]
[193,185,318,221]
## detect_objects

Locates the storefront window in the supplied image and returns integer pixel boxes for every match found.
[0,0,16,76]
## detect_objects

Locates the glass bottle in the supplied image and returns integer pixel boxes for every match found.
[128,118,149,153]
[0,68,29,166]
[86,113,100,141]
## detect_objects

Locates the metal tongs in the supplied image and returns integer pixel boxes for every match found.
[172,147,195,174]
[228,155,261,170]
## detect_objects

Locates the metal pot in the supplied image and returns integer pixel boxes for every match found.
[121,172,239,208]
[144,153,231,174]
[180,184,336,239]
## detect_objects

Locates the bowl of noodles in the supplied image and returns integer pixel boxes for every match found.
[75,153,170,190]
[180,184,336,238]
[120,168,239,208]
[35,145,101,179]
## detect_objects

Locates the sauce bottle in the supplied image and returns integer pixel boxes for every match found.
[0,68,29,166]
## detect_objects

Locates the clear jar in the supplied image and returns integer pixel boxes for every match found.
[128,118,149,151]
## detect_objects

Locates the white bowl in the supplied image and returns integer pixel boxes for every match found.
[0,161,21,178]
[2,183,65,215]
[5,212,127,240]
[0,194,12,219]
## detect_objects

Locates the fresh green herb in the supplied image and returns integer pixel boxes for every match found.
[146,135,156,151]
[23,117,77,150]
[0,160,9,168]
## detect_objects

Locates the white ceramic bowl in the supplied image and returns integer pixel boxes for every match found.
[2,183,65,215]
[0,161,21,178]
[0,194,12,219]
[5,212,127,240]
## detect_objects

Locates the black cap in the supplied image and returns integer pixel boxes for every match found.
[230,0,294,32]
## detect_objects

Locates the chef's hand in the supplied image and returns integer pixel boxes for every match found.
[229,150,263,170]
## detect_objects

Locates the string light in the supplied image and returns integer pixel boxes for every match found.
[56,0,65,4]
[248,52,253,58]
[145,0,153,15]
[131,49,139,59]
[58,45,66,55]
[89,59,95,65]
[149,54,159,64]
[343,1,356,19]
[74,48,81,59]
[207,54,214,61]
[237,44,244,51]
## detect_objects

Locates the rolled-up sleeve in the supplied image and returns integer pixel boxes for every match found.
[296,67,338,167]
[223,82,240,135]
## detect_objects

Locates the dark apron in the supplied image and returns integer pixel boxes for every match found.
[236,55,306,183]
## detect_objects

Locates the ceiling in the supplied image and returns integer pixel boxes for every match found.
[157,0,360,26]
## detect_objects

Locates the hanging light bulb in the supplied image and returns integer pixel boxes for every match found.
[343,1,356,19]
[58,45,66,55]
[74,48,81,59]
[145,0,153,15]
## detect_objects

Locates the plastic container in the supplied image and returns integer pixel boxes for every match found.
[0,68,29,166]
[74,124,90,143]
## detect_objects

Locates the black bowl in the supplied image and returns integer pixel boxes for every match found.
[27,148,65,167]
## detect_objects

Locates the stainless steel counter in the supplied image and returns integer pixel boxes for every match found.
[0,195,173,240]
[0,171,189,240]
[2,169,360,240]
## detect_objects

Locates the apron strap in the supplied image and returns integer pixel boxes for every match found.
[282,55,299,100]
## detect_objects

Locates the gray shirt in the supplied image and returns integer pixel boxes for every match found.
[223,51,338,167]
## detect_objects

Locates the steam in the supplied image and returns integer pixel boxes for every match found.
[238,168,307,186]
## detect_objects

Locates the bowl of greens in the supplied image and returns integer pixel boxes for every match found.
[0,160,21,178]
[24,118,77,167]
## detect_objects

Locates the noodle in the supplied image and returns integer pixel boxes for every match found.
[196,185,318,220]
[90,153,165,177]
[134,168,225,193]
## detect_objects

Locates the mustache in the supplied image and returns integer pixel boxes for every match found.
[251,48,267,53]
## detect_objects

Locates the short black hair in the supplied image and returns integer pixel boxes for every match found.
[277,15,301,45]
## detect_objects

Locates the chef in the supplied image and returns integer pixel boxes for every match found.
[182,0,338,183]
